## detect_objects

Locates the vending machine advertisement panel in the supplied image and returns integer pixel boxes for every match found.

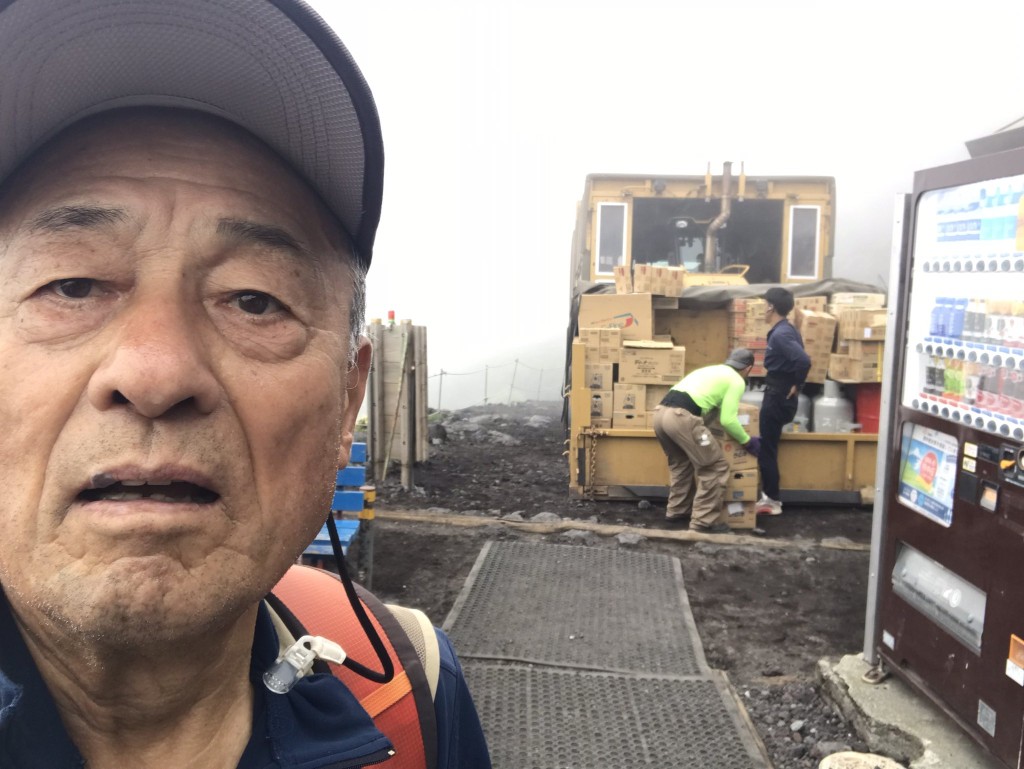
[877,146,1024,769]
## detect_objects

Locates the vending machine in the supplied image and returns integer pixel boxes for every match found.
[875,143,1024,768]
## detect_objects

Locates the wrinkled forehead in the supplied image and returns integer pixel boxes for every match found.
[0,107,352,256]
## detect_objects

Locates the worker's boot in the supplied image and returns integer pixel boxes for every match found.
[755,494,782,516]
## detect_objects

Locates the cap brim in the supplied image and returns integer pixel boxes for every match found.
[0,0,382,267]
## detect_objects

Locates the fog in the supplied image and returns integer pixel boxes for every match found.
[314,1,1024,409]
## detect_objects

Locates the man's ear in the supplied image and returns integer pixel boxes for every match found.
[337,336,372,469]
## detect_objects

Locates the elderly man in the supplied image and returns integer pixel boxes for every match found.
[0,1,489,768]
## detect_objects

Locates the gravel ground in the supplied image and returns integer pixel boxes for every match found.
[363,400,890,769]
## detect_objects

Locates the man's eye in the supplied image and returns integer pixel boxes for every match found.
[51,278,95,299]
[233,291,284,316]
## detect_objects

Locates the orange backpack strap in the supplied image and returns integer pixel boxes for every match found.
[269,565,438,769]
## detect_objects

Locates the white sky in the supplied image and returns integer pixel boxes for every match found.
[313,1,1024,407]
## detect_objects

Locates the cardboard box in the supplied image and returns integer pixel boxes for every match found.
[619,345,686,385]
[706,402,760,439]
[613,383,645,412]
[805,353,830,385]
[632,264,654,293]
[613,264,632,294]
[719,437,758,470]
[794,295,828,313]
[584,362,615,390]
[725,469,759,501]
[838,309,887,341]
[655,307,731,373]
[613,410,648,429]
[652,266,685,297]
[579,326,622,364]
[837,340,885,366]
[737,403,760,436]
[589,390,613,419]
[578,293,653,341]
[721,501,757,529]
[645,384,672,411]
[801,310,837,385]
[831,292,885,308]
[829,354,882,383]
[681,272,748,289]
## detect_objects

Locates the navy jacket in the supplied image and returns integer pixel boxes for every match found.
[0,591,491,769]
[764,318,811,391]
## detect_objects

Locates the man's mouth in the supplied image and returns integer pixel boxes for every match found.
[79,475,219,505]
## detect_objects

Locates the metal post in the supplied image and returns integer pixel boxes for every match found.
[863,193,910,664]
[357,485,375,590]
[484,365,489,404]
[508,359,518,404]
[537,369,543,401]
[437,369,444,412]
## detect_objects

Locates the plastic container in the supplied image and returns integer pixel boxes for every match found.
[741,385,765,409]
[789,393,812,433]
[855,383,882,434]
[812,380,857,433]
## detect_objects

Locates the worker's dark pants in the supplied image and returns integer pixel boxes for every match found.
[758,388,799,500]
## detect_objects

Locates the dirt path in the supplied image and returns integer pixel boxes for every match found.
[359,401,880,768]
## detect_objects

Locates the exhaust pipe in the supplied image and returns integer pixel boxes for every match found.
[704,161,733,273]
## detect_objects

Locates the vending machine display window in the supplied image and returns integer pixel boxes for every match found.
[896,423,958,527]
[902,175,1024,442]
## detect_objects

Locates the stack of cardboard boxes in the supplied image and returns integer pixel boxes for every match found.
[714,402,760,529]
[795,310,839,384]
[577,293,685,429]
[727,298,769,376]
[613,263,747,296]
[828,293,887,384]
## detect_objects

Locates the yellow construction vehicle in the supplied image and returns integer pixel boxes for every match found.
[565,163,880,506]
[569,162,836,296]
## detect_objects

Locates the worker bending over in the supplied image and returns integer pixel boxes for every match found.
[653,349,762,533]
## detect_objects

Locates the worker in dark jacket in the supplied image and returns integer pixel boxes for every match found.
[653,349,762,533]
[756,288,812,516]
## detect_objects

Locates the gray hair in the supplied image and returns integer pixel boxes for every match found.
[347,257,367,367]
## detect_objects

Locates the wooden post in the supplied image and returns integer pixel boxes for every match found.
[414,326,429,462]
[400,320,414,490]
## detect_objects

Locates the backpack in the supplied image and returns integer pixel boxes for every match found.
[268,565,441,769]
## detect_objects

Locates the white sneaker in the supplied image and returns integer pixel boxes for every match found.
[755,494,782,516]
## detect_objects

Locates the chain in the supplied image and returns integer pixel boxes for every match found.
[587,429,598,500]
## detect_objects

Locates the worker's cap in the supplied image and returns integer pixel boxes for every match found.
[725,348,755,371]
[764,287,795,316]
[0,0,382,271]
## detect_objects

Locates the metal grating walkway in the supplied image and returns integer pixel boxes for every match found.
[444,541,766,769]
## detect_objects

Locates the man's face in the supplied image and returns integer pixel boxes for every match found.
[0,110,368,644]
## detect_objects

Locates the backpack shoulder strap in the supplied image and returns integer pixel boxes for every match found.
[384,603,441,701]
[269,565,438,769]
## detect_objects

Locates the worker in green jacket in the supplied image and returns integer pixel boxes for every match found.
[652,349,762,533]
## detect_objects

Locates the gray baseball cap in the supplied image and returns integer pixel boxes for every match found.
[0,0,383,269]
[725,348,755,370]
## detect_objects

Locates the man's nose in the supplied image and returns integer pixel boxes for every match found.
[87,296,221,418]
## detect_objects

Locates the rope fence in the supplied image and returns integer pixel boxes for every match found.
[428,358,554,411]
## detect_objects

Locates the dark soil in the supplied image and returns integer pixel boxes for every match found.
[363,400,881,768]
